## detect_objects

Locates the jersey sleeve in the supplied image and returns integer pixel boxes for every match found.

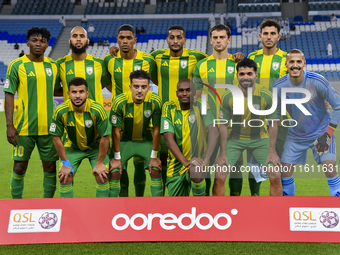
[100,59,111,87]
[263,90,277,120]
[110,95,125,128]
[193,62,203,90]
[160,102,175,134]
[220,91,232,120]
[54,61,61,90]
[323,81,340,126]
[49,107,65,137]
[151,94,162,126]
[92,103,111,137]
[203,106,215,127]
[4,61,20,94]
[148,56,158,82]
[104,54,115,86]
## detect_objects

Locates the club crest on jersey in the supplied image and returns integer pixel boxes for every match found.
[272,62,279,70]
[111,115,117,124]
[219,110,224,118]
[181,60,187,69]
[189,114,196,123]
[134,65,141,71]
[4,79,9,89]
[144,110,151,118]
[86,67,93,75]
[85,120,93,128]
[164,120,169,130]
[46,68,52,76]
[228,67,234,74]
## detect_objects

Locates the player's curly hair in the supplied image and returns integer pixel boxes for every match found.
[259,19,281,34]
[129,70,151,83]
[236,58,257,73]
[26,27,51,42]
[117,24,136,36]
[68,77,88,89]
[167,25,186,37]
[210,24,231,38]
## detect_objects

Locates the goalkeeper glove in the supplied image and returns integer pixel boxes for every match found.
[314,124,336,156]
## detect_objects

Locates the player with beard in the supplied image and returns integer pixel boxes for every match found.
[50,77,111,198]
[56,26,111,106]
[104,24,157,197]
[215,58,282,196]
[273,49,340,196]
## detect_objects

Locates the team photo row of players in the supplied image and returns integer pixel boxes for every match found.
[4,19,340,199]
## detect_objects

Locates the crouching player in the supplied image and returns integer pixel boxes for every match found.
[161,79,219,196]
[273,49,340,196]
[214,58,282,196]
[50,77,111,197]
[109,70,163,196]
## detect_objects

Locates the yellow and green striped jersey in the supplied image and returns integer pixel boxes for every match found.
[248,48,287,91]
[151,48,207,103]
[110,90,162,141]
[160,99,214,177]
[50,98,110,151]
[56,54,111,105]
[221,84,276,140]
[5,55,59,136]
[104,49,157,98]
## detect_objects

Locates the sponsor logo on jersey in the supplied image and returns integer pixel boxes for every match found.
[207,68,215,73]
[174,119,182,125]
[67,121,75,127]
[134,65,141,71]
[162,62,169,67]
[49,123,56,132]
[144,110,151,118]
[27,71,36,77]
[45,68,52,76]
[228,66,234,74]
[4,79,9,89]
[85,120,93,128]
[272,62,279,70]
[181,60,187,69]
[189,114,195,123]
[164,120,169,130]
[67,69,74,75]
[86,67,93,75]
[115,67,122,72]
[111,115,117,124]
[126,113,133,118]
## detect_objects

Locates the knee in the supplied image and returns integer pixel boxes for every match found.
[214,177,226,187]
[269,177,282,187]
[43,161,56,173]
[190,177,204,184]
[150,170,161,179]
[110,171,121,180]
[13,161,28,175]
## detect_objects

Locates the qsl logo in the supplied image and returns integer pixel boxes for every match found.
[319,211,339,229]
[112,207,238,231]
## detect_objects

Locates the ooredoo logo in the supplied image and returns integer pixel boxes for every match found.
[112,207,238,231]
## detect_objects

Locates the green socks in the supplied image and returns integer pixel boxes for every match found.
[10,171,25,199]
[59,183,73,198]
[109,179,121,197]
[150,177,163,196]
[96,181,109,197]
[192,180,206,196]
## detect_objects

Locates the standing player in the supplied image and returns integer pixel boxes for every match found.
[161,79,219,196]
[193,24,242,195]
[4,27,59,198]
[215,58,282,196]
[274,49,340,196]
[150,25,208,194]
[56,26,111,105]
[104,24,158,197]
[109,70,162,197]
[50,77,111,197]
[229,19,288,196]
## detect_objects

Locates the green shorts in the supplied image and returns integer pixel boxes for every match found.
[60,146,110,174]
[111,140,153,170]
[276,125,288,156]
[226,138,269,168]
[160,135,168,155]
[166,172,191,196]
[12,135,58,162]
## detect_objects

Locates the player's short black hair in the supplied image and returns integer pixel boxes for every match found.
[129,70,151,84]
[259,19,281,34]
[68,77,88,89]
[26,27,51,42]
[236,58,258,73]
[287,49,305,59]
[167,25,186,37]
[117,24,136,36]
[210,24,231,38]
